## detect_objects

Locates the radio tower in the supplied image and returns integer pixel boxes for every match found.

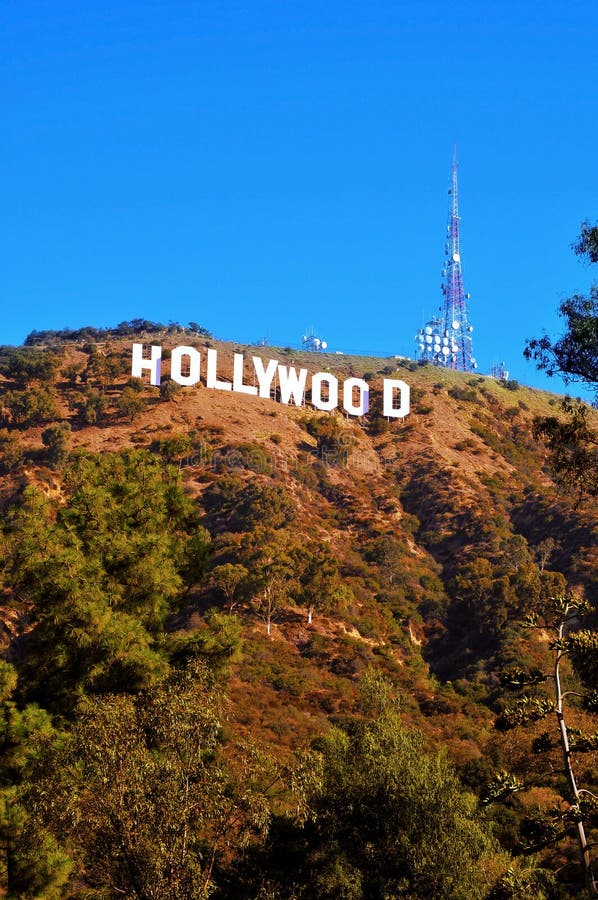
[416,149,476,371]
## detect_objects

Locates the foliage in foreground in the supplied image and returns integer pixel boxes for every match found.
[525,220,598,503]
[241,679,509,900]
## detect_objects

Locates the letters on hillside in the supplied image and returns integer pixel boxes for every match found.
[132,344,410,419]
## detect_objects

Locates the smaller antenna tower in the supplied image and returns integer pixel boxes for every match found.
[490,362,510,380]
[416,149,477,371]
[302,329,328,352]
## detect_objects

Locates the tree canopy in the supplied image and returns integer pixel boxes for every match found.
[524,221,598,503]
[525,221,598,402]
[4,450,211,712]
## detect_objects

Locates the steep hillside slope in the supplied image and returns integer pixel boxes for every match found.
[0,328,596,896]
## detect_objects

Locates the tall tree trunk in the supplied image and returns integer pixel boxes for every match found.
[555,620,597,896]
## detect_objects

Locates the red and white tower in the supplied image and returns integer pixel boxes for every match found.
[416,149,476,371]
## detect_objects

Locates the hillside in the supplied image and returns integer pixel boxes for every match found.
[0,328,596,898]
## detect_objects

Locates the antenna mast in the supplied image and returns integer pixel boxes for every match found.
[416,149,476,371]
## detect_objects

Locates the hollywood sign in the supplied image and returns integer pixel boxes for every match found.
[132,344,410,418]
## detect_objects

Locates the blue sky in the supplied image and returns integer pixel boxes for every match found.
[3,0,597,398]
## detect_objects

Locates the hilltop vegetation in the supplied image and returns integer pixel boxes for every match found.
[0,324,596,898]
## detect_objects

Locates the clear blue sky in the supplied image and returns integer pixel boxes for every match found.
[3,0,597,397]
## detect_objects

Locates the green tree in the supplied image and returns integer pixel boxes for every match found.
[61,362,83,385]
[534,537,558,573]
[524,220,597,400]
[117,385,148,422]
[155,432,194,464]
[72,385,107,424]
[4,451,211,711]
[365,534,404,586]
[1,387,60,426]
[0,662,72,897]
[41,421,72,469]
[526,290,598,397]
[256,672,508,899]
[292,542,342,624]
[0,348,60,387]
[188,321,212,337]
[0,429,24,474]
[488,594,598,896]
[166,610,243,675]
[525,222,598,502]
[235,480,296,531]
[574,220,598,264]
[203,474,245,517]
[83,347,123,387]
[248,537,296,635]
[203,476,296,532]
[533,398,598,502]
[211,562,249,614]
[42,664,270,898]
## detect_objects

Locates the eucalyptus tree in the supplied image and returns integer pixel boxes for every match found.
[487,594,598,896]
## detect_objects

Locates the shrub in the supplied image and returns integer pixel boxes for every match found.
[42,423,72,469]
[235,480,296,530]
[1,388,60,426]
[154,434,194,464]
[72,387,107,425]
[0,428,24,473]
[203,475,295,531]
[215,442,273,475]
[0,347,60,386]
[62,363,84,385]
[304,416,355,467]
[124,377,146,392]
[159,379,181,401]
[448,385,478,403]
[291,463,319,489]
[116,387,147,422]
